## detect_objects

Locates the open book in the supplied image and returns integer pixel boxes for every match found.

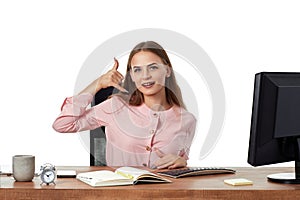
[76,167,171,187]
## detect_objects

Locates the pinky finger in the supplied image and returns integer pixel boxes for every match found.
[112,83,129,93]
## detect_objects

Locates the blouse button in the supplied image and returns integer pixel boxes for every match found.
[153,113,158,117]
[145,146,152,151]
[142,163,147,167]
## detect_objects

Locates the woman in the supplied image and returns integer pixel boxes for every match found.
[53,41,196,169]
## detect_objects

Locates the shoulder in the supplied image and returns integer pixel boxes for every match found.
[171,106,197,124]
[181,108,197,123]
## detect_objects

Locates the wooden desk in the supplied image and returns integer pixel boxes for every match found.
[1,167,300,199]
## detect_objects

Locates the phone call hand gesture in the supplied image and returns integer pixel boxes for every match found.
[79,58,128,96]
[98,58,128,93]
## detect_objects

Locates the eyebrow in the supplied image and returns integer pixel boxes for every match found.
[132,62,158,68]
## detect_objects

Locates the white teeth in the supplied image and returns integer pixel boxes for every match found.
[142,82,155,86]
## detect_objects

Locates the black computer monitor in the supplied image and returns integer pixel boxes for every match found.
[248,72,300,184]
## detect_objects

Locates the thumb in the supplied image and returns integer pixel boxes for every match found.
[154,148,165,158]
[112,57,119,70]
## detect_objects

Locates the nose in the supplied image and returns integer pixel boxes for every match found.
[142,67,151,80]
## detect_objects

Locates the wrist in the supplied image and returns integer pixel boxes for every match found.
[181,157,187,167]
[176,156,187,167]
[95,78,103,92]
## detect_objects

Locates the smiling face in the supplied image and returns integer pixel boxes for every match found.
[122,41,185,108]
[130,51,171,98]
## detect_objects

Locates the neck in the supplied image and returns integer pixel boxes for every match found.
[143,91,171,111]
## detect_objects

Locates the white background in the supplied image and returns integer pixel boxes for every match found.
[1,0,299,168]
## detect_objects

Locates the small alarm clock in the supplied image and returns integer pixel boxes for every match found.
[39,163,56,185]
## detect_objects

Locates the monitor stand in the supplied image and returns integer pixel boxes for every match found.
[267,138,300,184]
[267,172,300,184]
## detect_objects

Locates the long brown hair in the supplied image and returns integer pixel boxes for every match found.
[119,41,185,108]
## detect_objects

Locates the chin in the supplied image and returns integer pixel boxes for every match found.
[138,86,165,96]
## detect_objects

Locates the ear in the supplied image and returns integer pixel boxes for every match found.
[166,66,171,78]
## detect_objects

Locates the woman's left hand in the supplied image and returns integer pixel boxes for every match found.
[154,148,187,169]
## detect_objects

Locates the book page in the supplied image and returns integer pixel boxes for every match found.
[115,167,153,180]
[77,170,133,187]
[115,167,171,183]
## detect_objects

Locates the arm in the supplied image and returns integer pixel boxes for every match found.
[52,58,127,133]
[154,148,187,169]
[154,116,197,169]
[52,93,100,133]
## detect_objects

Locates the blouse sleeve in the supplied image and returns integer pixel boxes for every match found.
[179,115,197,160]
[52,93,111,133]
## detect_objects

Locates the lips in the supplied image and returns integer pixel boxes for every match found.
[141,81,155,88]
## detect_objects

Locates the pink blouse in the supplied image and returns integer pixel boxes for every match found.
[52,93,196,168]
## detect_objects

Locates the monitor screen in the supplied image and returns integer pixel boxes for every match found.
[247,72,300,184]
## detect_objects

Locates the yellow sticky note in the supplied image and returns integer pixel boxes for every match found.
[224,178,253,186]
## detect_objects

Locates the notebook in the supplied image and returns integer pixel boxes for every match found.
[76,166,171,187]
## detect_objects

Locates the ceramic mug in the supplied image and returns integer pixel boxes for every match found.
[12,155,35,182]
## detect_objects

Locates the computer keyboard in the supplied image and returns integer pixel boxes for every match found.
[157,167,236,178]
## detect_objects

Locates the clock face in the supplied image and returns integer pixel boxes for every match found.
[41,169,56,184]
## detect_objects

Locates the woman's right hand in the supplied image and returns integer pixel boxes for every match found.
[97,58,128,93]
[79,58,128,95]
